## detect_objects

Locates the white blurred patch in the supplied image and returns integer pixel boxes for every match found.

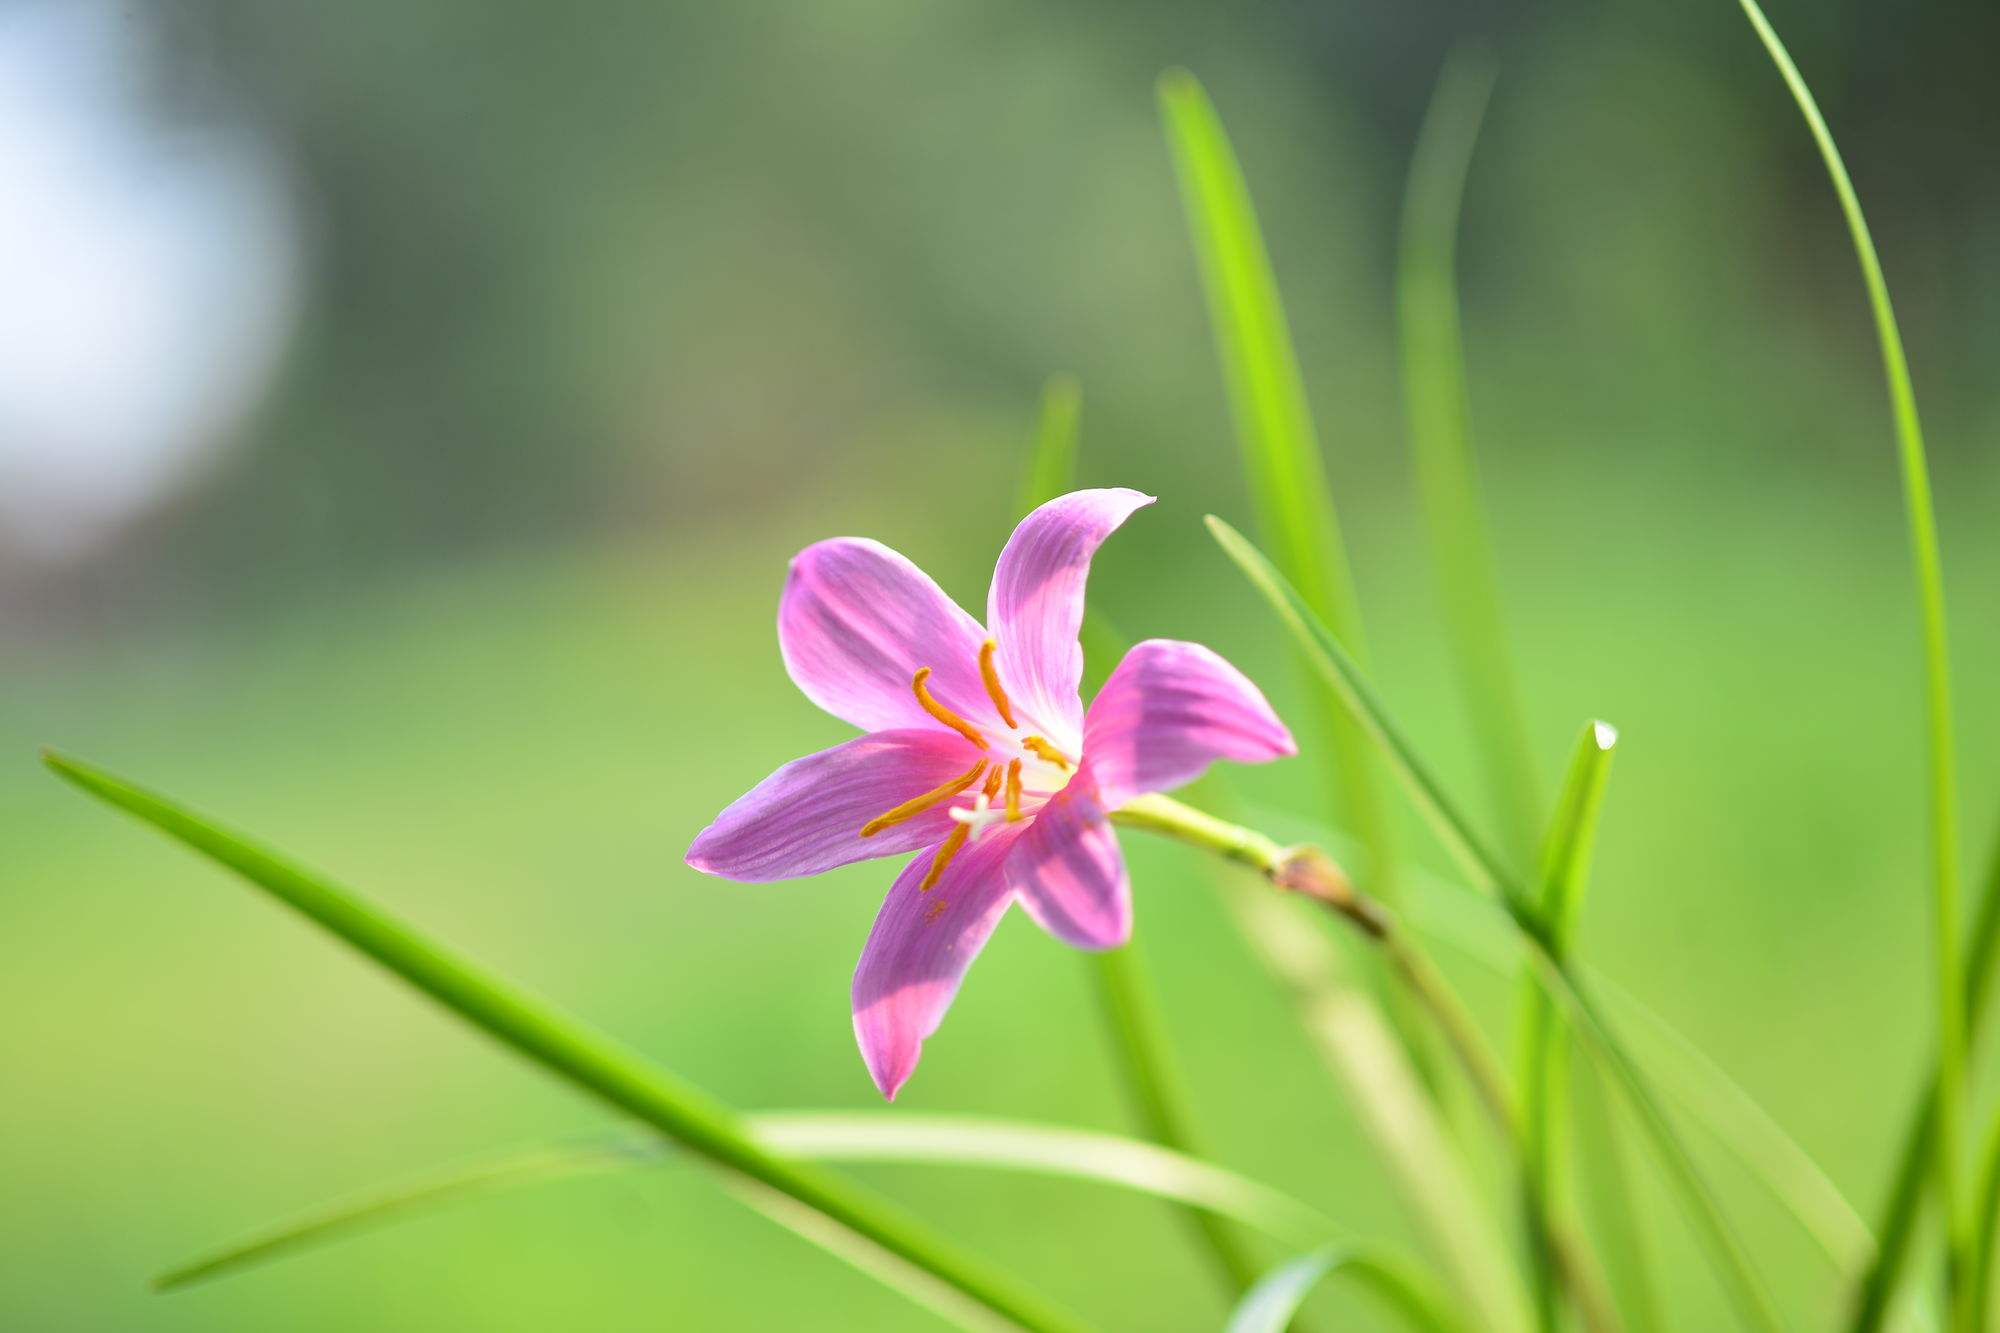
[0,1,301,560]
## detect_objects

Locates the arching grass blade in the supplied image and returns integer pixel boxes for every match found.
[1157,67,1396,890]
[1516,721,1621,1332]
[1206,518,1781,1331]
[156,1114,1337,1293]
[1733,3,1965,1325]
[1396,47,1540,862]
[1226,1246,1467,1333]
[44,750,1087,1333]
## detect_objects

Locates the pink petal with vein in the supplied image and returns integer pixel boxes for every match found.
[985,489,1153,748]
[686,729,981,882]
[779,537,996,735]
[851,826,1023,1100]
[1083,638,1295,807]
[1007,781,1130,950]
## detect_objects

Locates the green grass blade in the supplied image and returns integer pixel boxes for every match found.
[1157,68,1396,890]
[1226,1246,1468,1333]
[1204,515,1513,904]
[1206,520,1781,1330]
[1851,823,2000,1333]
[45,751,1088,1333]
[154,1138,653,1291]
[1516,722,1620,1332]
[1570,1054,1662,1333]
[1018,374,1082,515]
[1733,4,1965,1324]
[156,1114,1337,1293]
[1403,865,1877,1279]
[1395,48,1541,862]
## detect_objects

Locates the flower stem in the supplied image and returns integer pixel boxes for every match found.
[1112,795,1619,1333]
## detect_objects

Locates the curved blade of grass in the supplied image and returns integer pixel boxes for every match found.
[1516,722,1623,1332]
[1242,790,1877,1291]
[1226,1246,1467,1333]
[1733,3,1965,1325]
[1157,68,1396,891]
[1571,1053,1662,1333]
[1014,379,1266,1301]
[44,750,1087,1333]
[1205,515,1512,906]
[156,1113,1337,1295]
[1967,1104,2000,1333]
[1405,860,1876,1277]
[1313,980,1530,1329]
[1849,823,2000,1333]
[1396,47,1540,863]
[1207,518,1781,1331]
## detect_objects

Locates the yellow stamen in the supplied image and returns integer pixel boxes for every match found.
[920,823,970,891]
[1021,735,1074,770]
[981,764,1004,799]
[860,760,986,837]
[977,638,1017,728]
[1004,759,1022,820]
[913,667,987,749]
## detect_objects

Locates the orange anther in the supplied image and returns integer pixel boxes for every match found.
[1020,735,1074,771]
[977,639,1017,728]
[859,760,986,838]
[920,823,970,892]
[913,667,987,750]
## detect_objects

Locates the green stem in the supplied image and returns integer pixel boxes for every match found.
[1210,509,1781,1331]
[1111,796,1620,1333]
[1734,3,1964,1325]
[45,751,1088,1333]
[1850,824,2000,1332]
[1968,1106,2000,1333]
[1089,943,1266,1299]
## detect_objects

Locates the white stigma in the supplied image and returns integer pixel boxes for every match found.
[949,791,1010,842]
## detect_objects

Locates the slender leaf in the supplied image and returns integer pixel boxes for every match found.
[1405,861,1877,1274]
[1313,980,1529,1330]
[1396,47,1540,861]
[1571,1053,1662,1333]
[1853,820,2000,1333]
[1206,519,1782,1331]
[1226,1246,1466,1333]
[45,751,1086,1333]
[157,1113,1337,1294]
[1205,515,1513,904]
[1516,722,1621,1332]
[1734,3,1965,1325]
[1157,67,1395,889]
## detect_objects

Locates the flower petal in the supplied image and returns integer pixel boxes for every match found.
[1082,638,1295,807]
[1007,781,1130,950]
[779,537,996,735]
[851,826,1023,1099]
[686,729,982,882]
[986,489,1154,747]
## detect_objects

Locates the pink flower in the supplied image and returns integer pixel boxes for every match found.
[686,489,1295,1098]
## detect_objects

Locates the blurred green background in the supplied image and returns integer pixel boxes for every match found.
[4,0,1998,1327]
